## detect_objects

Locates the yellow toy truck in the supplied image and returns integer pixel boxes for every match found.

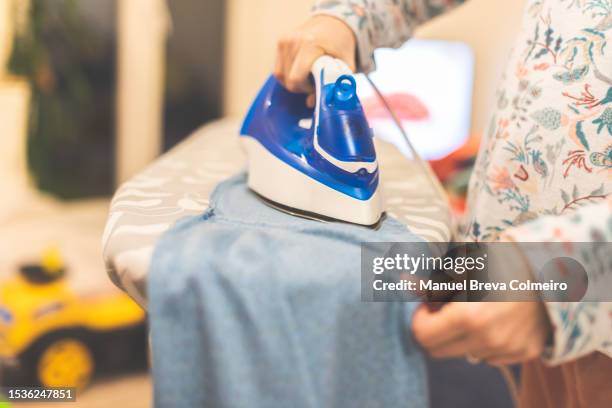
[0,249,146,389]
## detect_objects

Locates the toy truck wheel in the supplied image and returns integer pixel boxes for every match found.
[22,331,95,390]
[37,337,94,389]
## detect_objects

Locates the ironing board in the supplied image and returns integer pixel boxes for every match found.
[102,118,452,305]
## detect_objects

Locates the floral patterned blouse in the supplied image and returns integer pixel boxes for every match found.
[313,0,612,365]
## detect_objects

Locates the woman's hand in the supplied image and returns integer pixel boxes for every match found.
[412,302,552,366]
[275,15,357,106]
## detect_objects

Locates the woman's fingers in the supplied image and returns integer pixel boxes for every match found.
[429,327,512,358]
[413,302,551,366]
[275,35,294,85]
[273,43,286,83]
[412,303,474,349]
[275,35,322,94]
[485,351,529,366]
[286,46,324,93]
[482,342,542,366]
[306,93,316,108]
[274,15,357,93]
[427,334,475,358]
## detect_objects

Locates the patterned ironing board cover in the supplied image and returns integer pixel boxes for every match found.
[102,118,453,306]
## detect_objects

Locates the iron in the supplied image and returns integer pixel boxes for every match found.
[240,56,383,227]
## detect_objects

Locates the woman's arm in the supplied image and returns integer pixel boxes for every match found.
[312,0,467,72]
[501,197,612,364]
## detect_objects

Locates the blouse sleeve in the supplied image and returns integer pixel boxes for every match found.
[501,197,612,365]
[311,0,466,72]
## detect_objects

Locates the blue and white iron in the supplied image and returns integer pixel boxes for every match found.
[240,56,382,226]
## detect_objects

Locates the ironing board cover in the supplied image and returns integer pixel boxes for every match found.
[102,118,452,305]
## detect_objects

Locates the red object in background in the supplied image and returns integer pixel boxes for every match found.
[429,135,480,182]
[428,134,481,216]
[362,93,430,121]
[429,133,480,181]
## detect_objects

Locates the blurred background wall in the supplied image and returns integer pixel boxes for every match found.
[223,0,313,117]
[223,0,526,135]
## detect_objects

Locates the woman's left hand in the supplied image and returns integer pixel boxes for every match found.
[412,301,552,365]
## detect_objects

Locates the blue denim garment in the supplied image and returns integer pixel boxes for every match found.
[149,173,429,408]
